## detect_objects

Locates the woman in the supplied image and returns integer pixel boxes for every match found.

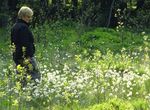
[11,6,40,85]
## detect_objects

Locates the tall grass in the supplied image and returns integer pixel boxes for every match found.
[0,21,150,109]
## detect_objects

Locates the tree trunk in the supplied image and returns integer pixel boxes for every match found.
[51,0,63,19]
[40,0,49,17]
[100,0,113,26]
[52,0,57,4]
[107,0,116,27]
[93,0,99,6]
[72,0,78,8]
[72,0,78,19]
[82,0,89,11]
[0,0,9,27]
[7,0,18,11]
[136,0,145,10]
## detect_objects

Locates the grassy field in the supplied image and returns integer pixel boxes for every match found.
[0,21,150,110]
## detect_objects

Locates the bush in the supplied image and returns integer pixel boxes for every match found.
[86,98,149,110]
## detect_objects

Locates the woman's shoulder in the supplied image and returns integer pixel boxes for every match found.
[16,19,29,28]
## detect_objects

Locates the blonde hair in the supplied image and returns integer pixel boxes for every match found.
[18,6,33,19]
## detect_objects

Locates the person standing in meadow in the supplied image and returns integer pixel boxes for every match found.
[11,6,40,85]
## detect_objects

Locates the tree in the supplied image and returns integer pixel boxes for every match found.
[52,0,57,4]
[71,0,78,18]
[135,0,145,10]
[0,0,9,27]
[107,0,116,27]
[7,0,18,11]
[40,0,49,18]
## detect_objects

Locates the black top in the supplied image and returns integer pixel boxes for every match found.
[11,19,35,64]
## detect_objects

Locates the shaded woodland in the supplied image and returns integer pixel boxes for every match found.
[0,0,150,28]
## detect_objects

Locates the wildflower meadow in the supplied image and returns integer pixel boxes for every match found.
[0,22,150,110]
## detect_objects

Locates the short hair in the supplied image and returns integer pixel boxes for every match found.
[18,6,33,19]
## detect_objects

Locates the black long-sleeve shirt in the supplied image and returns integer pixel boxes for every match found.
[11,19,35,64]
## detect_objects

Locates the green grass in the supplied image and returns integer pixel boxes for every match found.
[0,21,150,110]
[85,98,149,110]
[35,22,149,53]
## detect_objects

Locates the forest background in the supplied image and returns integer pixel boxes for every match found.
[0,0,150,110]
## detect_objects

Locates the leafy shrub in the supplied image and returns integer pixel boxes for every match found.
[85,98,149,110]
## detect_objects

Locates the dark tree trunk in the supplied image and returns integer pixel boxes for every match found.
[93,0,100,6]
[7,0,18,11]
[72,0,78,8]
[136,0,145,10]
[40,0,48,7]
[129,0,132,8]
[82,0,89,11]
[107,0,116,27]
[101,0,113,26]
[52,0,57,4]
[71,0,78,19]
[119,1,127,12]
[101,0,112,9]
[51,0,63,19]
[40,0,49,17]
[0,0,9,27]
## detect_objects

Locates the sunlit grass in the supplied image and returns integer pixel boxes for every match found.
[0,22,150,109]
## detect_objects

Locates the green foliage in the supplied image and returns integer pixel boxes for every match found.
[131,99,149,110]
[126,0,150,30]
[85,98,149,110]
[0,21,150,109]
[33,22,149,55]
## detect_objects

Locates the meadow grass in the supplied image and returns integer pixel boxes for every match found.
[0,21,150,109]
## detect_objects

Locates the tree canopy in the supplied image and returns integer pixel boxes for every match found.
[0,0,150,28]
